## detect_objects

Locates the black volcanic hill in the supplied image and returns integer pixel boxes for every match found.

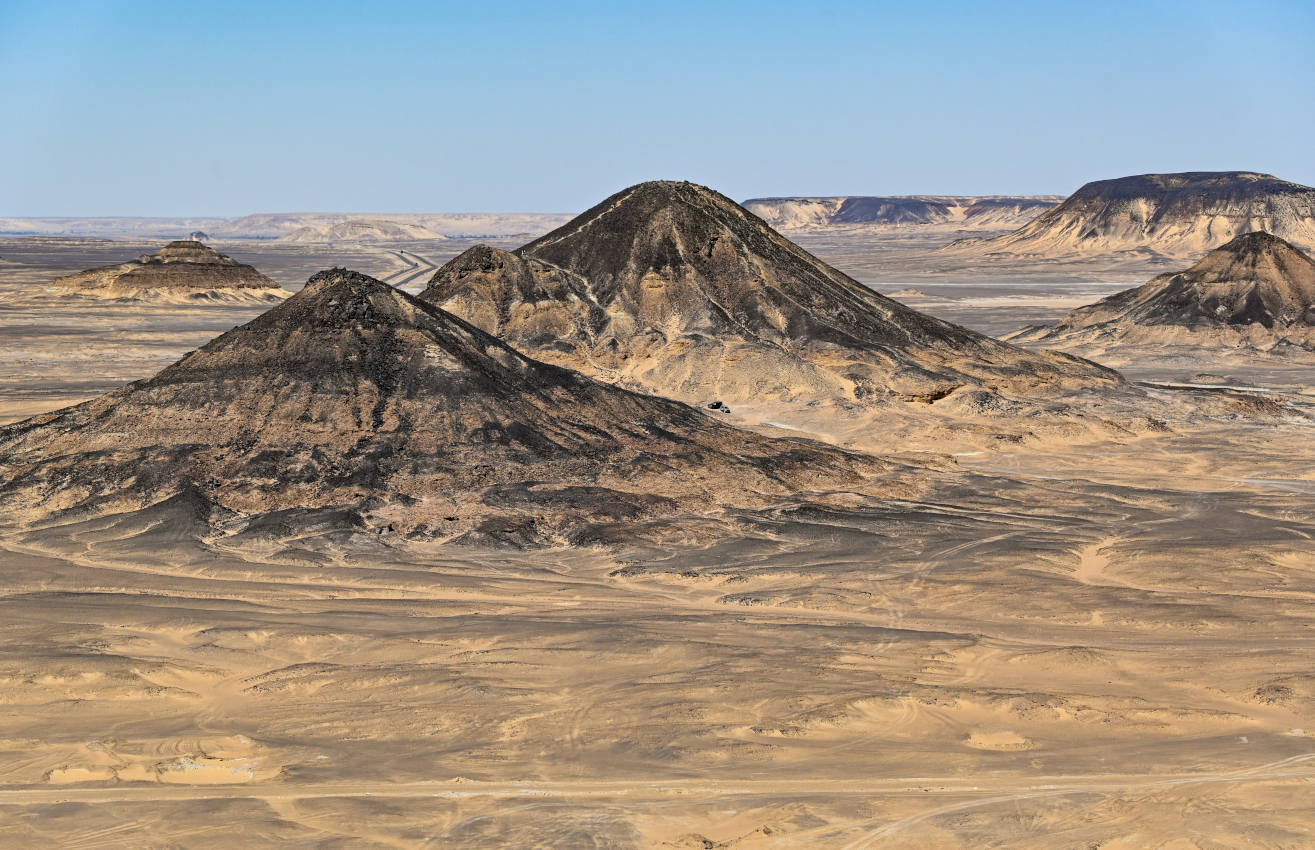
[54,239,285,299]
[1029,232,1315,338]
[0,269,877,541]
[422,180,1117,406]
[951,172,1315,257]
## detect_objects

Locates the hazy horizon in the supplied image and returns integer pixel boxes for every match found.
[3,0,1313,217]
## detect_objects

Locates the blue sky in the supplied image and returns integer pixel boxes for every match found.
[2,0,1312,215]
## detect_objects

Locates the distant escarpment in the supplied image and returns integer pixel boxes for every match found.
[0,269,880,544]
[947,172,1315,258]
[1012,232,1315,350]
[54,240,288,302]
[277,219,443,243]
[421,181,1119,413]
[743,195,1060,231]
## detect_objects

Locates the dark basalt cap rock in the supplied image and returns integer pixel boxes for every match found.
[1064,172,1312,204]
[151,240,235,264]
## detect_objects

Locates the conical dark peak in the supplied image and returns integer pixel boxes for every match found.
[422,243,590,297]
[518,177,941,346]
[419,246,599,343]
[1176,231,1315,290]
[1174,232,1315,325]
[252,267,426,331]
[422,244,538,291]
[1044,230,1315,334]
[1199,231,1306,261]
[192,267,552,389]
[522,180,770,266]
[526,180,1101,356]
[451,242,504,267]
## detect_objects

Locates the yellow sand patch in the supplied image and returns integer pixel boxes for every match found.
[965,730,1034,751]
[44,765,117,783]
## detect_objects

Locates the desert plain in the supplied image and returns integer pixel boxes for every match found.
[1,196,1315,849]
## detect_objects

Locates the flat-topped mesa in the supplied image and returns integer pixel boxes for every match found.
[0,268,878,539]
[422,180,1118,407]
[53,239,287,301]
[949,171,1315,257]
[1029,233,1315,341]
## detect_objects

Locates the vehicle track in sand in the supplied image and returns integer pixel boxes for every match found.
[378,250,440,289]
[3,754,1313,809]
[833,752,1315,849]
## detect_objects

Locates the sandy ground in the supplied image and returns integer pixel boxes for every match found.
[2,232,1315,847]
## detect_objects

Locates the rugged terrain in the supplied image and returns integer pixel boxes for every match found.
[53,240,288,302]
[0,268,879,545]
[947,171,1315,259]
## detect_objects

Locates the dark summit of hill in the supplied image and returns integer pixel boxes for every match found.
[423,180,1117,408]
[152,240,232,263]
[0,268,878,543]
[54,239,285,300]
[1031,233,1315,340]
[949,172,1315,257]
